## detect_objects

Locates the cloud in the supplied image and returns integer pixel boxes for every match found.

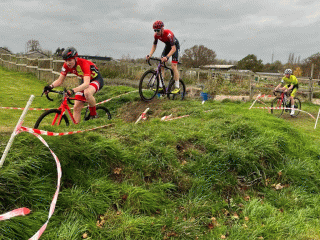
[1,0,320,63]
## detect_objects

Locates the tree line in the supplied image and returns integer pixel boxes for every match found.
[180,45,320,78]
[3,40,320,78]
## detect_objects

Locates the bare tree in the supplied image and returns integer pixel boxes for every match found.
[25,39,41,52]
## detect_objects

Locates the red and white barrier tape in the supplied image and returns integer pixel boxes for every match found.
[0,90,138,111]
[96,90,138,106]
[19,124,113,136]
[0,130,62,240]
[161,114,190,121]
[0,107,52,111]
[251,107,315,119]
[0,123,114,239]
[249,93,273,109]
[0,207,31,221]
[259,94,273,98]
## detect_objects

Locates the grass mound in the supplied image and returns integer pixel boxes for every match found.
[1,66,320,239]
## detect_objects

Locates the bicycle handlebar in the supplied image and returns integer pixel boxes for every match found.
[146,57,181,67]
[147,57,168,67]
[41,89,74,105]
[273,90,290,96]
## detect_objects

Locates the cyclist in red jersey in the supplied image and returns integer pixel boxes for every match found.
[146,20,181,94]
[43,47,104,123]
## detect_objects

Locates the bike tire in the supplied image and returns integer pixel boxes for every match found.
[291,97,301,117]
[34,109,69,129]
[167,79,186,100]
[271,97,285,118]
[84,106,112,121]
[139,70,159,101]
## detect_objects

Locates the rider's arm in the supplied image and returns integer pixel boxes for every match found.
[166,45,176,59]
[148,44,157,58]
[73,76,90,92]
[274,83,282,91]
[51,74,66,88]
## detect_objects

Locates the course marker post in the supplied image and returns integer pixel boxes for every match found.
[314,107,320,129]
[0,95,35,168]
[135,108,149,124]
[249,93,261,110]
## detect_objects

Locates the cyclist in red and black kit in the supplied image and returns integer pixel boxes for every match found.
[146,20,180,94]
[43,47,104,123]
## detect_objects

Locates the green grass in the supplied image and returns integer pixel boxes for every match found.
[1,66,320,239]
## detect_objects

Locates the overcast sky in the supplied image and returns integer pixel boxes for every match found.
[1,0,320,64]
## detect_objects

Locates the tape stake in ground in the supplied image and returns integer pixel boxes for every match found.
[0,95,35,168]
[314,107,320,129]
[135,108,150,124]
[249,93,261,109]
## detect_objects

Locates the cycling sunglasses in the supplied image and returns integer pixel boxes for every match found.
[154,29,161,32]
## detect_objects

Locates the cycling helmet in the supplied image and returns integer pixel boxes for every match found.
[62,47,78,60]
[153,20,164,29]
[284,69,292,75]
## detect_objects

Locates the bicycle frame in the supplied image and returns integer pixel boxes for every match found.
[275,91,285,107]
[52,96,77,125]
[149,57,174,94]
[44,89,85,126]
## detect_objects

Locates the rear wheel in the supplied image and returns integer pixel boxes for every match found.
[84,106,112,121]
[167,79,186,100]
[290,97,301,117]
[271,97,285,118]
[34,109,69,129]
[139,70,159,101]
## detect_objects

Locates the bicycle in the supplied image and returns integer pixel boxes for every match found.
[34,89,111,129]
[139,57,186,101]
[270,90,301,118]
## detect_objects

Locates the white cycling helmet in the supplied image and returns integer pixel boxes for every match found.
[284,69,292,75]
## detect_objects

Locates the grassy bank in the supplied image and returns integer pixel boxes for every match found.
[1,66,320,239]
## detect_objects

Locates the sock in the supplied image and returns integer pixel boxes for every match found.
[175,81,179,88]
[89,106,97,116]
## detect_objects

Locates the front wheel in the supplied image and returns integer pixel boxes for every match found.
[34,109,69,129]
[139,70,159,101]
[271,97,284,118]
[167,79,186,100]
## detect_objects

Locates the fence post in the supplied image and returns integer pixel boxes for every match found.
[249,74,254,100]
[309,63,314,102]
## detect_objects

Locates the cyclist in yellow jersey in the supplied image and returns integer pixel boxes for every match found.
[274,69,299,116]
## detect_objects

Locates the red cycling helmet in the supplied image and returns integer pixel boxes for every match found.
[153,20,164,29]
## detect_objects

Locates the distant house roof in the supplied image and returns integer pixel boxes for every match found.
[256,72,281,76]
[25,50,49,58]
[201,64,236,70]
[78,55,112,61]
[0,47,12,54]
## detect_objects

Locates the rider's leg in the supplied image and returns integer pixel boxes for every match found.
[84,85,97,116]
[160,67,164,88]
[73,100,85,123]
[171,62,180,88]
[290,88,297,115]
